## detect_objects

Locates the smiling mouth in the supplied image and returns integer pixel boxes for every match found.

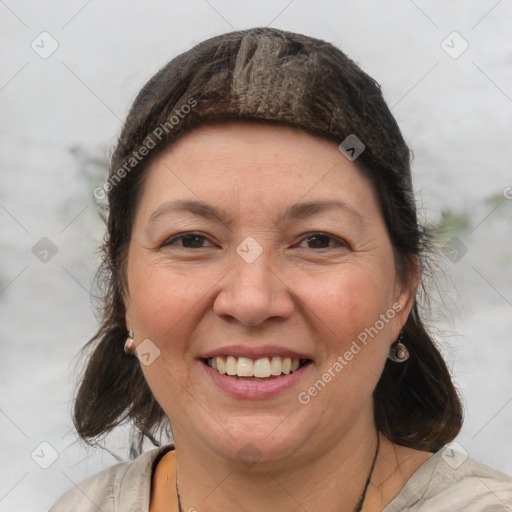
[203,356,311,380]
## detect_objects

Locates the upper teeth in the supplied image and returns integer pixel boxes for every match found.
[208,356,302,378]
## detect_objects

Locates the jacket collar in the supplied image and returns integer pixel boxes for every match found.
[117,444,175,511]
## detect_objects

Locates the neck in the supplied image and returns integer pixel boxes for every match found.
[173,422,389,512]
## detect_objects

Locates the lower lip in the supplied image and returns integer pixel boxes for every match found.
[199,360,312,400]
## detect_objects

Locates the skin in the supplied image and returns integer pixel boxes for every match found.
[124,123,432,511]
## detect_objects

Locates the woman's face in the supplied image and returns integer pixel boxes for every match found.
[125,123,415,465]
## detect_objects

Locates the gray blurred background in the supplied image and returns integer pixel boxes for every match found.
[1,1,511,510]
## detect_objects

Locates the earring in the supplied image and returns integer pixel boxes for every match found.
[388,332,409,363]
[124,330,135,355]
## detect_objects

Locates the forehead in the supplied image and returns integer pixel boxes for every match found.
[138,122,380,222]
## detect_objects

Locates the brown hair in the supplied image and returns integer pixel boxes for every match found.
[74,27,463,457]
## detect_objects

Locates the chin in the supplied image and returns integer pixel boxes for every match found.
[196,414,313,469]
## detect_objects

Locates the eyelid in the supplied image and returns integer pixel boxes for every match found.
[295,231,349,249]
[161,231,215,248]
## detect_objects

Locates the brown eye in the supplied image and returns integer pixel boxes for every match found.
[297,232,347,249]
[162,232,214,249]
[305,234,331,248]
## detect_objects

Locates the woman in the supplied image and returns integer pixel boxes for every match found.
[50,28,512,511]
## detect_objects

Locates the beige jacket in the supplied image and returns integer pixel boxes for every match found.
[50,445,512,511]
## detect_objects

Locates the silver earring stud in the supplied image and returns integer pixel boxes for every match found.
[388,333,409,363]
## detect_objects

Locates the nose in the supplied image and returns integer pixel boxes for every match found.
[213,250,295,327]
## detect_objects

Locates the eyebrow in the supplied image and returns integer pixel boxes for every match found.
[146,199,364,228]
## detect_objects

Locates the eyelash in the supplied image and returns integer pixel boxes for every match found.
[161,231,348,250]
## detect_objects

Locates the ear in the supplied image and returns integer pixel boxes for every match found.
[123,286,133,333]
[125,308,133,333]
[392,258,420,342]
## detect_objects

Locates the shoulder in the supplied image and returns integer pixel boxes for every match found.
[385,445,512,511]
[48,445,173,512]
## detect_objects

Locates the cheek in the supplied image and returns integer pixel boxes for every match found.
[128,259,210,346]
[294,267,394,412]
[128,264,207,407]
[294,262,396,344]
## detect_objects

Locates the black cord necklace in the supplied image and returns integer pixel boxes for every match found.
[176,432,380,512]
[353,431,380,512]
